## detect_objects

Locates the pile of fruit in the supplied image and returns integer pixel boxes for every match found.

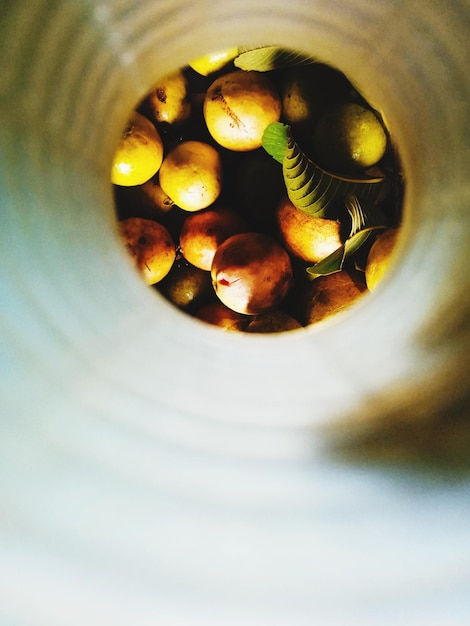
[113,46,403,332]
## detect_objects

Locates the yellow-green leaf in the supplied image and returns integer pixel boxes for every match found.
[234,46,314,72]
[261,122,289,164]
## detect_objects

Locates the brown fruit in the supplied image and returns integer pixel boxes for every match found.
[196,301,250,331]
[138,178,174,213]
[203,70,282,151]
[114,177,174,222]
[275,196,343,263]
[299,270,368,325]
[119,217,175,285]
[211,232,293,315]
[245,311,302,333]
[179,206,247,271]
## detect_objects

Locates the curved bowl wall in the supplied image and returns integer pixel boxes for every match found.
[1,2,470,624]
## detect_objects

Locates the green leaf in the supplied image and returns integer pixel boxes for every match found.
[282,128,387,218]
[234,46,314,72]
[261,122,289,164]
[345,193,387,235]
[306,195,388,279]
[306,246,346,278]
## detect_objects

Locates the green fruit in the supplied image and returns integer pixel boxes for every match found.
[158,263,213,311]
[313,102,388,173]
[245,311,302,333]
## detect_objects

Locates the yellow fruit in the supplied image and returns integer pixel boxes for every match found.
[313,102,388,173]
[203,70,282,151]
[365,227,400,291]
[147,69,191,125]
[111,111,164,187]
[189,47,239,76]
[119,217,175,285]
[275,196,343,263]
[158,141,222,212]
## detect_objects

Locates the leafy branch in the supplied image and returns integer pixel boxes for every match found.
[262,123,390,278]
[262,122,387,219]
[306,194,387,278]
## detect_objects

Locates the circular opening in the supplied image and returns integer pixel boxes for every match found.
[112,45,404,336]
[6,1,469,436]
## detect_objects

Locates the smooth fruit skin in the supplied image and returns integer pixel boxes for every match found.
[119,217,175,285]
[275,196,343,263]
[111,111,164,186]
[179,207,246,271]
[203,70,282,151]
[158,141,222,212]
[189,47,239,76]
[281,64,350,131]
[365,227,400,291]
[313,102,388,173]
[196,301,250,331]
[245,311,302,333]
[211,232,293,315]
[158,263,213,311]
[137,178,174,214]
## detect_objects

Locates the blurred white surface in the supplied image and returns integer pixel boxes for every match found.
[1,0,470,624]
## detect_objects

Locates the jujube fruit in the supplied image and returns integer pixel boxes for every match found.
[147,69,191,126]
[211,232,293,315]
[298,270,368,325]
[203,70,282,151]
[111,111,164,187]
[158,141,223,212]
[196,301,250,331]
[179,206,247,271]
[365,227,400,291]
[275,196,343,263]
[119,217,175,285]
[313,102,388,173]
